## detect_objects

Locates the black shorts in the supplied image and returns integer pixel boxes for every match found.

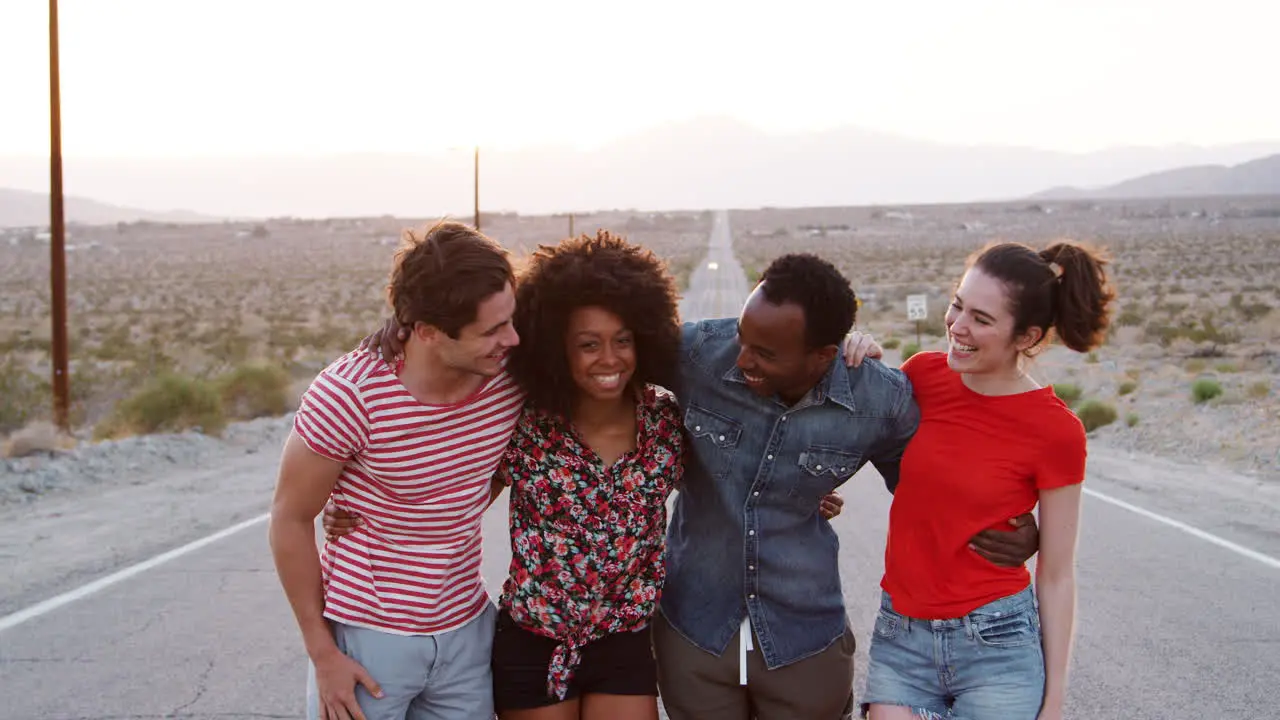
[491,609,659,711]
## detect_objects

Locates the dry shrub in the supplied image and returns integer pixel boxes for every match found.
[1192,378,1224,404]
[1053,383,1083,408]
[2,421,76,458]
[95,373,226,439]
[215,364,292,419]
[1076,399,1118,433]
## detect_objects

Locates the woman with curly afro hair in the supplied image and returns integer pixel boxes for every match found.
[488,230,683,720]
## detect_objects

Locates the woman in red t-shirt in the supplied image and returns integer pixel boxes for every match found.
[861,241,1115,720]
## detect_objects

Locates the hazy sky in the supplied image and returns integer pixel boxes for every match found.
[1,0,1276,158]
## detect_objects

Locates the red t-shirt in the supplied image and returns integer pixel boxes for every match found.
[881,351,1086,619]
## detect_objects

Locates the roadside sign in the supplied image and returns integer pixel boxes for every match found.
[906,294,927,321]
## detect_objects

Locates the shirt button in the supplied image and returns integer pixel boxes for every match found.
[816,464,823,470]
[753,491,759,497]
[749,594,756,599]
[767,454,774,460]
[748,530,755,536]
[695,425,701,431]
[719,434,725,441]
[749,565,755,570]
[782,416,788,422]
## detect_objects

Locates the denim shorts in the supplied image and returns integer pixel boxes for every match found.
[862,586,1045,720]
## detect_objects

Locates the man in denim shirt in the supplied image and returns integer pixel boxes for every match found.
[653,254,1034,719]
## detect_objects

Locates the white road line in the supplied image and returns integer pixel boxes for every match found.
[0,512,271,634]
[1084,488,1280,570]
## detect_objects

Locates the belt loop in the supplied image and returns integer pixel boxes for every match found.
[962,613,974,641]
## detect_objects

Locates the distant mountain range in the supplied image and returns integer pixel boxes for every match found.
[1031,154,1280,200]
[0,187,218,228]
[1,117,1278,225]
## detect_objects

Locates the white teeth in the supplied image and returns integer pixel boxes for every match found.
[951,340,977,352]
[593,374,621,385]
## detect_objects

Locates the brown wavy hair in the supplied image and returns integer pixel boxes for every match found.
[387,221,514,338]
[508,230,682,415]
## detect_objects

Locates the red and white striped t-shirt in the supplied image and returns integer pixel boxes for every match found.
[293,350,524,636]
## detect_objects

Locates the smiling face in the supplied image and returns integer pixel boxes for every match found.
[565,305,637,403]
[424,281,519,378]
[734,283,835,404]
[945,268,1042,375]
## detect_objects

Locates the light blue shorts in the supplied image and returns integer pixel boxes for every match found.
[862,587,1045,720]
[306,603,496,720]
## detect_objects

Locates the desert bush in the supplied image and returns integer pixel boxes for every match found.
[1053,383,1083,408]
[1191,378,1223,404]
[1229,293,1273,321]
[1247,380,1271,399]
[2,420,75,458]
[1214,362,1238,373]
[215,363,292,419]
[95,372,225,439]
[882,337,902,350]
[1188,343,1228,358]
[0,358,50,434]
[1125,412,1140,427]
[1118,380,1138,396]
[1115,308,1144,327]
[900,342,921,362]
[1145,317,1239,347]
[1076,399,1118,433]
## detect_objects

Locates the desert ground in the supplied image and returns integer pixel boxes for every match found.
[1,196,1277,482]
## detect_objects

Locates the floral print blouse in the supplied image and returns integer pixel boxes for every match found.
[497,384,684,700]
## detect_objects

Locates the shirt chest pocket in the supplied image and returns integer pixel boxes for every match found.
[684,404,743,480]
[787,447,862,513]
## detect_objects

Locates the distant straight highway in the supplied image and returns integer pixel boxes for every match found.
[0,212,1276,718]
[678,210,751,321]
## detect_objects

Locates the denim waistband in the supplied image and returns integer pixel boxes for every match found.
[880,586,1036,630]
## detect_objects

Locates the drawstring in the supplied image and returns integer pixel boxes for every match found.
[739,616,754,685]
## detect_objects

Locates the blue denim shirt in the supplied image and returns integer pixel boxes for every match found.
[662,318,920,669]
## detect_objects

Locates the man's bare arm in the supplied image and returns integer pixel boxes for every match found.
[268,431,348,660]
[269,431,383,716]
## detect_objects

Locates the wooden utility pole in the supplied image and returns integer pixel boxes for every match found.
[568,213,574,237]
[48,0,70,430]
[473,145,480,230]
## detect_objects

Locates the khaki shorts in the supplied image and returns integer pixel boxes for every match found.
[652,611,857,720]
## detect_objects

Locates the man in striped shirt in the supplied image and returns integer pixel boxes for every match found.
[269,222,523,720]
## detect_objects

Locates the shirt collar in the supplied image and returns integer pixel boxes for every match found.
[721,351,858,413]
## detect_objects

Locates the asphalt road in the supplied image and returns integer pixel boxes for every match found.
[2,211,1277,719]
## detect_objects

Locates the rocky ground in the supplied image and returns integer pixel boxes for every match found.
[0,415,293,506]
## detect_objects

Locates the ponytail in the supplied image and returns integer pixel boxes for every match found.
[1039,243,1115,353]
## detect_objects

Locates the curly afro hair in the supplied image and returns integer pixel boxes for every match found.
[508,230,682,416]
